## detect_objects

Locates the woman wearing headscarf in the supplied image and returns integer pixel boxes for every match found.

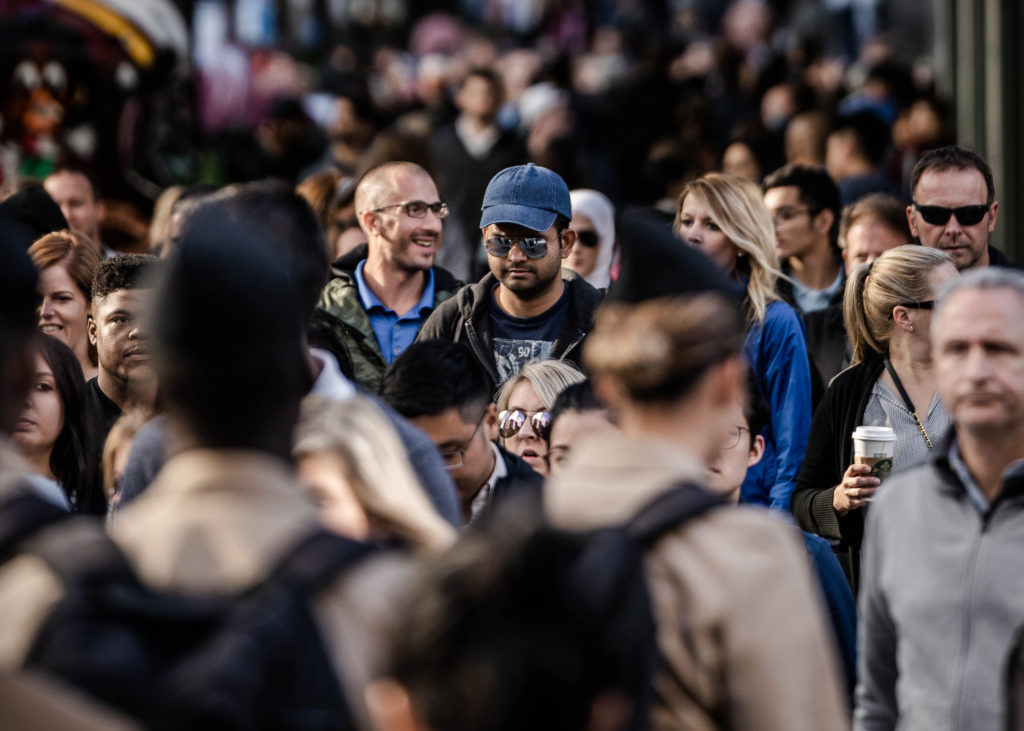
[567,189,615,291]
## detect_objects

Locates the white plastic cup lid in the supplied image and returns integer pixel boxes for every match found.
[852,425,897,442]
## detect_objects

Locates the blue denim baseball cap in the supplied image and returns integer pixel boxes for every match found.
[479,163,572,232]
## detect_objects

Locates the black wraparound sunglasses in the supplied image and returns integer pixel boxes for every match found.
[912,202,991,227]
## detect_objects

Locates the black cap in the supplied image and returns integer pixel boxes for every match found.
[0,186,69,247]
[606,208,734,304]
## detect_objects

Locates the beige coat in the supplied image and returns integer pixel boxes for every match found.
[545,433,849,731]
[0,449,415,731]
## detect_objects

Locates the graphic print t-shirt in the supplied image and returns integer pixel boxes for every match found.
[490,283,569,384]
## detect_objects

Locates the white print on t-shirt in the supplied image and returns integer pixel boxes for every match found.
[494,338,554,384]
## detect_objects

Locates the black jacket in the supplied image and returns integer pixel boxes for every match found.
[777,263,850,391]
[987,244,1018,269]
[790,356,884,590]
[417,270,603,387]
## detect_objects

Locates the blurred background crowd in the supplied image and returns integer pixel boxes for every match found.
[0,0,945,255]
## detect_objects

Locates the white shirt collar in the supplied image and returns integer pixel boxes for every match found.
[469,442,508,522]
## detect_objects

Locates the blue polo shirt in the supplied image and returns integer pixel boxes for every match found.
[354,260,436,364]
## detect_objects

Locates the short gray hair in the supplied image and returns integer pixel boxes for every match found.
[934,266,1024,322]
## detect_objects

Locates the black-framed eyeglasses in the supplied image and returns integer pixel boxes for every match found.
[439,412,487,471]
[368,200,449,219]
[912,202,990,227]
[484,236,549,260]
[887,300,935,319]
[721,425,750,451]
[576,230,599,248]
[498,408,552,441]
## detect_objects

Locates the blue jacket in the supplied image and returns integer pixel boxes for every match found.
[740,299,813,512]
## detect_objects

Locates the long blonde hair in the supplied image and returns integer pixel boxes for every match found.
[293,396,455,553]
[674,173,783,326]
[844,245,953,364]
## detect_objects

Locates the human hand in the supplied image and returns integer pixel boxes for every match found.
[832,463,880,515]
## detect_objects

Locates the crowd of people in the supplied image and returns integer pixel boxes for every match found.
[0,4,1022,727]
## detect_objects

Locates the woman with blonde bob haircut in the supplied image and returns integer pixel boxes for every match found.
[494,359,586,477]
[293,396,455,553]
[674,172,812,512]
[792,245,957,590]
[544,292,849,729]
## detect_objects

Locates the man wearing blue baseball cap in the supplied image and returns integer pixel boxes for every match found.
[418,163,603,385]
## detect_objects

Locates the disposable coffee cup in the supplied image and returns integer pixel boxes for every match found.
[852,426,896,488]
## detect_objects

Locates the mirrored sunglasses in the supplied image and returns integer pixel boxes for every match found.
[498,408,552,441]
[484,236,549,260]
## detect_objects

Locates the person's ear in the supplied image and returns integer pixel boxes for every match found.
[892,305,914,333]
[988,200,999,233]
[87,313,98,346]
[483,402,499,442]
[360,210,380,237]
[906,204,920,238]
[813,208,834,237]
[560,228,576,259]
[747,433,766,468]
[365,679,429,731]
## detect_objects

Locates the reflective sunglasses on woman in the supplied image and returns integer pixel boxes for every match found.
[498,408,552,441]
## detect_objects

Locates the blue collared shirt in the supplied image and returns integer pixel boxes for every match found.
[354,260,436,364]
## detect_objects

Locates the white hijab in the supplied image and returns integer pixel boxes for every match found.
[569,189,615,290]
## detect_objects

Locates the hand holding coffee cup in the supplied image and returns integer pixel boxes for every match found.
[833,426,897,515]
[833,463,880,514]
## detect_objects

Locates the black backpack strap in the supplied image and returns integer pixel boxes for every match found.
[626,481,725,548]
[267,530,382,593]
[0,488,73,562]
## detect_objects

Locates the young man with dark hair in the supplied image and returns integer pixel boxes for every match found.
[825,111,900,206]
[907,145,1010,271]
[86,254,159,445]
[763,164,848,383]
[380,339,542,523]
[430,66,527,281]
[419,163,602,386]
[314,162,462,393]
[546,380,617,476]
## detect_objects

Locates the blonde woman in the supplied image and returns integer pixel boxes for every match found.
[675,172,812,512]
[494,359,586,477]
[293,395,455,553]
[792,245,957,590]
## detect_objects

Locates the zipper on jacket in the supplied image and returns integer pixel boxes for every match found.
[951,515,986,727]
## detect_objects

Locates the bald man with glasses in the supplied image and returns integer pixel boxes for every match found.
[314,161,463,391]
[418,163,603,386]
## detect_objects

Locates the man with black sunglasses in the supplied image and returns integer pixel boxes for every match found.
[314,161,462,392]
[418,163,603,386]
[907,146,1013,272]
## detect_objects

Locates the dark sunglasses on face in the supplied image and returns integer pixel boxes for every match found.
[498,408,552,441]
[912,202,990,227]
[575,230,599,248]
[485,236,549,259]
[369,200,449,219]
